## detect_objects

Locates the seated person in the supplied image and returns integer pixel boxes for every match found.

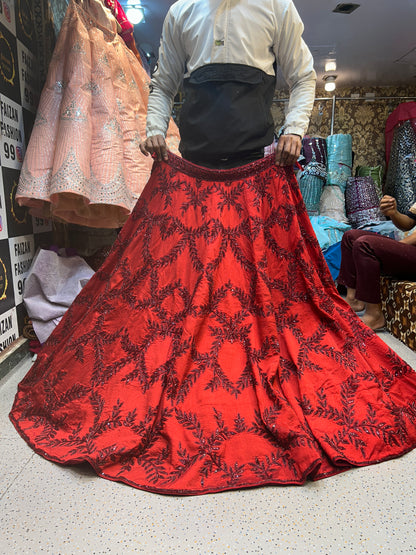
[338,195,416,331]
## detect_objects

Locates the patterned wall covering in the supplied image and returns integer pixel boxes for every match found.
[272,85,416,181]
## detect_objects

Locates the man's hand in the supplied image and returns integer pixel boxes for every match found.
[139,134,168,161]
[380,195,398,218]
[379,194,415,231]
[275,134,302,167]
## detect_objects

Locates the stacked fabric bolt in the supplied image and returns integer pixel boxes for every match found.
[298,137,328,215]
[355,165,384,199]
[326,134,353,191]
[345,176,385,228]
[319,183,348,223]
[302,137,328,166]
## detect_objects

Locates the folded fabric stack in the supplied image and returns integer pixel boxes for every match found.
[298,137,328,215]
[345,176,385,228]
[319,184,348,223]
[355,165,384,199]
[302,136,328,167]
[297,135,352,250]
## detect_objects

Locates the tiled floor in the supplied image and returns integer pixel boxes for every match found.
[1,333,416,554]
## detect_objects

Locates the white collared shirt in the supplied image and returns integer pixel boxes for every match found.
[146,0,316,139]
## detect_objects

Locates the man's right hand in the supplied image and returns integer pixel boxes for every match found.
[139,134,168,161]
[380,195,398,218]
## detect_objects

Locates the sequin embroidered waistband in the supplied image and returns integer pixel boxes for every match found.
[161,152,285,182]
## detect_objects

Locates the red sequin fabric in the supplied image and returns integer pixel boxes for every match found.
[10,153,416,495]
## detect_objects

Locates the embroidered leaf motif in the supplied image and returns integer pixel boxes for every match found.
[9,156,416,495]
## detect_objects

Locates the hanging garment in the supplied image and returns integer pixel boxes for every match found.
[385,102,416,166]
[103,0,149,72]
[384,120,416,213]
[103,0,137,52]
[10,153,416,496]
[16,0,180,229]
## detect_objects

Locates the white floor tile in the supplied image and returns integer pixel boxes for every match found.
[1,449,416,554]
[0,357,33,436]
[1,338,416,554]
[0,357,36,497]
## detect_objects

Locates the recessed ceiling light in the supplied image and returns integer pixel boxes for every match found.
[325,61,337,72]
[125,5,144,24]
[324,75,337,92]
[333,3,360,14]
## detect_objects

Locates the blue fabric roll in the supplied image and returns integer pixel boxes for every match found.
[326,134,353,191]
[298,173,325,215]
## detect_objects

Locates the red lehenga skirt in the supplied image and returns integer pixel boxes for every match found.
[16,0,180,229]
[10,153,416,495]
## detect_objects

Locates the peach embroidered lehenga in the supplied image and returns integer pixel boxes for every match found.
[17,0,180,228]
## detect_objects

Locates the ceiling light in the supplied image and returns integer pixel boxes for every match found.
[333,3,360,14]
[324,75,337,92]
[125,5,144,24]
[325,61,337,72]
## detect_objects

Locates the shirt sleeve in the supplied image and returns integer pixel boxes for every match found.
[406,201,416,221]
[146,8,187,138]
[274,1,316,137]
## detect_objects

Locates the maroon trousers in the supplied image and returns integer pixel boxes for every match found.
[338,229,416,304]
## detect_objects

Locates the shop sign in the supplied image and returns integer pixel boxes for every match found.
[1,166,33,238]
[0,306,18,351]
[0,22,20,102]
[0,238,14,311]
[0,169,8,239]
[32,216,52,234]
[16,0,34,49]
[0,0,16,35]
[8,234,34,304]
[17,40,39,113]
[0,93,25,169]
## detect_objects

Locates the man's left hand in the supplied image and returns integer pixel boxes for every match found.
[275,134,302,167]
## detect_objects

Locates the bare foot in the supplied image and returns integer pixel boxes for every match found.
[361,313,386,331]
[345,298,365,312]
